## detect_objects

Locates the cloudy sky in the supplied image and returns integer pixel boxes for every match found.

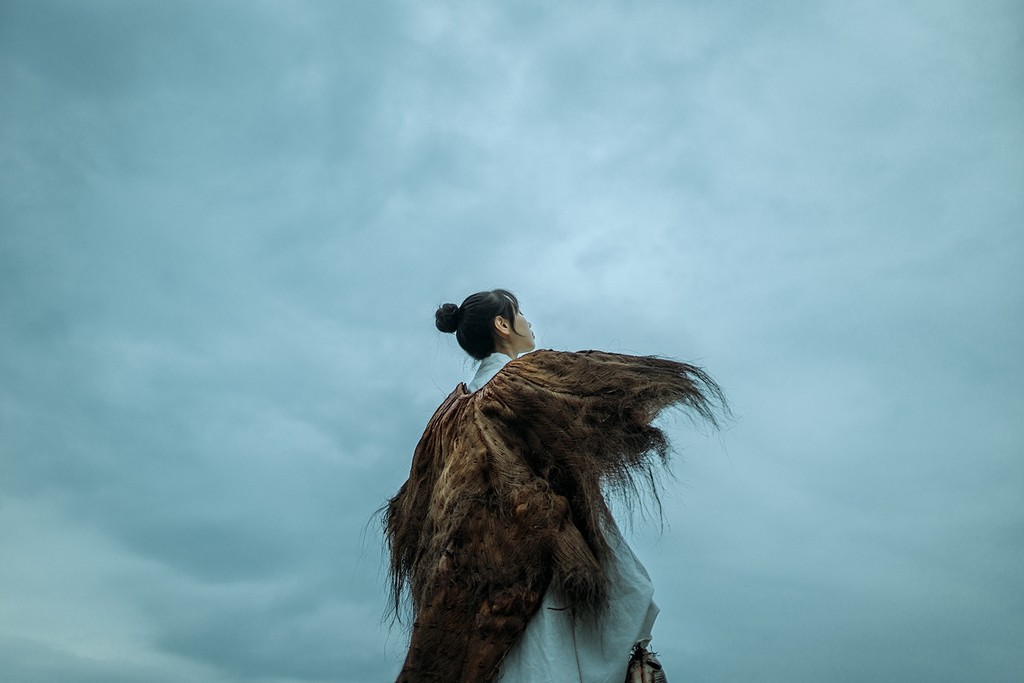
[2,1,1022,681]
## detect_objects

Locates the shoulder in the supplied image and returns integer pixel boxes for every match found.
[502,349,595,373]
[507,349,648,367]
[501,349,658,380]
[480,350,615,400]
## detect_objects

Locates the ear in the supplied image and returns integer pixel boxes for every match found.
[492,315,511,340]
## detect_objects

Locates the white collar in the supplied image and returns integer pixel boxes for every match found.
[467,353,513,393]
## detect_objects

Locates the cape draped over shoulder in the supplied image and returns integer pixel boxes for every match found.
[384,350,725,683]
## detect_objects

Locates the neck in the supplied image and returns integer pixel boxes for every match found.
[495,346,518,360]
[492,341,517,360]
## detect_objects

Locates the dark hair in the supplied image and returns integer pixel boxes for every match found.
[435,289,521,360]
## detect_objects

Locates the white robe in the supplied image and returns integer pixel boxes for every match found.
[468,354,661,683]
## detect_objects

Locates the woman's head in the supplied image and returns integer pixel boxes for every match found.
[435,289,535,360]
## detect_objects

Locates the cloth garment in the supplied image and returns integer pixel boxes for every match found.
[466,352,512,392]
[385,350,724,682]
[470,354,660,682]
[497,525,660,683]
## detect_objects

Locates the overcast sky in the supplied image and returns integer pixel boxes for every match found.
[2,1,1022,681]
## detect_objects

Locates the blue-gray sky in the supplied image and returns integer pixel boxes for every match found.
[2,1,1022,681]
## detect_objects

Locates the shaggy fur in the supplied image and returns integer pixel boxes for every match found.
[384,350,726,682]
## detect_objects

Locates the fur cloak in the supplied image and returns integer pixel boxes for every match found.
[384,350,725,683]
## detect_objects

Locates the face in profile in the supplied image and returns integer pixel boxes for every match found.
[496,307,535,357]
[511,309,535,355]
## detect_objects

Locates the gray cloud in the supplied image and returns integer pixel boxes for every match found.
[2,0,1021,681]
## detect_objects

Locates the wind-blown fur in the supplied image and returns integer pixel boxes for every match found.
[384,350,726,683]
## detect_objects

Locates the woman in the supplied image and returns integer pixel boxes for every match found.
[384,289,725,682]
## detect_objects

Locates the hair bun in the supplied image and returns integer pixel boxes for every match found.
[434,303,461,333]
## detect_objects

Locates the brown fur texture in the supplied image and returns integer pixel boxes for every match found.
[384,350,726,682]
